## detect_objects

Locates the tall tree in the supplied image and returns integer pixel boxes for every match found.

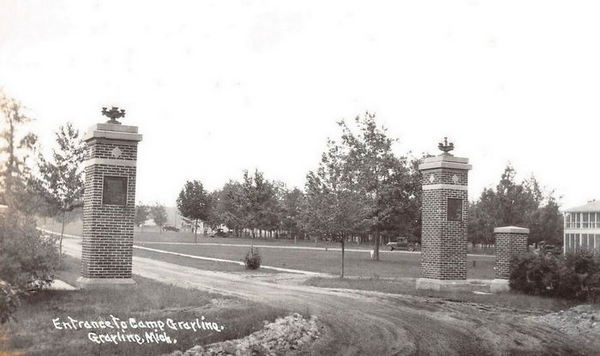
[304,138,367,277]
[241,170,279,239]
[150,203,168,232]
[0,89,38,208]
[467,165,561,246]
[176,180,211,242]
[31,123,85,262]
[339,112,412,260]
[213,181,246,236]
[135,203,150,230]
[528,195,563,245]
[281,187,305,243]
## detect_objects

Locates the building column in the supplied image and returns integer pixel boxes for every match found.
[77,112,142,289]
[491,226,529,293]
[416,139,473,291]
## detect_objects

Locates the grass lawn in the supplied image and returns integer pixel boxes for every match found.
[133,231,495,254]
[0,256,287,356]
[133,247,278,274]
[37,217,83,237]
[134,241,496,279]
[35,219,496,255]
[305,277,581,313]
[135,231,367,249]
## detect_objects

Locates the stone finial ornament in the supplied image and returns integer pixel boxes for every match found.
[438,137,454,155]
[102,106,126,124]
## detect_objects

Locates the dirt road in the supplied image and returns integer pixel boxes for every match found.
[62,237,599,355]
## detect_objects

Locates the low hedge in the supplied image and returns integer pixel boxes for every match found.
[510,252,600,302]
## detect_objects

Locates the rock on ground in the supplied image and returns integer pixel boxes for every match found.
[167,313,322,356]
[528,304,600,336]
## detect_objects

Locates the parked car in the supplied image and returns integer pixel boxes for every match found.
[208,229,227,238]
[386,237,419,251]
[162,225,180,232]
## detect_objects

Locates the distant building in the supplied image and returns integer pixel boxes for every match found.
[564,200,600,254]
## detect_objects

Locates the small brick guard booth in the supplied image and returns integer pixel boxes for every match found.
[491,226,529,292]
[77,122,142,288]
[416,149,472,291]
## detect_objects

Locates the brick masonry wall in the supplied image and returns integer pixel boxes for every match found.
[86,138,137,161]
[81,138,138,279]
[420,168,469,186]
[420,167,469,280]
[495,232,528,279]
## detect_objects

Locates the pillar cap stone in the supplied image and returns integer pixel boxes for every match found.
[418,154,472,171]
[83,123,142,142]
[494,226,530,234]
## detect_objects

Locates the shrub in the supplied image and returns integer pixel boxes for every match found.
[557,252,600,302]
[244,247,262,270]
[0,281,20,324]
[509,253,560,295]
[510,251,600,302]
[0,208,58,323]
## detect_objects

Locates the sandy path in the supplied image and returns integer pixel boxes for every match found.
[61,237,599,355]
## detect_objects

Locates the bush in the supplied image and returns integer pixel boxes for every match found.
[509,253,560,295]
[244,247,262,270]
[0,281,20,324]
[0,208,58,323]
[557,252,600,302]
[510,251,600,302]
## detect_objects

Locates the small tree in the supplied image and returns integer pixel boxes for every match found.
[339,112,412,260]
[176,180,211,242]
[304,138,367,278]
[31,123,85,263]
[135,203,150,231]
[0,88,38,209]
[150,203,168,232]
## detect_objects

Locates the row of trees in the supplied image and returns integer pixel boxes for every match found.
[175,114,564,275]
[176,113,424,267]
[1,87,565,282]
[134,203,168,231]
[468,165,563,246]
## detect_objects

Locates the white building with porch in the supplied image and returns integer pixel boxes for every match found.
[564,200,600,254]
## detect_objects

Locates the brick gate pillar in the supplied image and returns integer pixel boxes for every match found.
[416,139,472,291]
[491,226,529,292]
[77,110,142,288]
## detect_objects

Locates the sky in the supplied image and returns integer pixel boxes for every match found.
[1,0,599,209]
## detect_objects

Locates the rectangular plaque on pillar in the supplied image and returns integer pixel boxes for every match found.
[102,176,128,206]
[77,109,142,289]
[416,139,473,291]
